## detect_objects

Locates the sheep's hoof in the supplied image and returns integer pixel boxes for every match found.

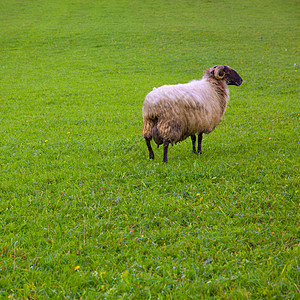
[149,153,154,159]
[193,151,202,155]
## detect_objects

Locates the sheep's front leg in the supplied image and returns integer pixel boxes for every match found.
[198,133,203,154]
[145,137,154,159]
[191,135,196,153]
[163,139,170,163]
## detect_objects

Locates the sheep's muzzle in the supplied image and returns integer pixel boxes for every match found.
[225,66,243,86]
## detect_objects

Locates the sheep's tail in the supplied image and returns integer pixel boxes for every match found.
[143,95,165,146]
[143,116,164,147]
[142,101,157,139]
[142,116,155,139]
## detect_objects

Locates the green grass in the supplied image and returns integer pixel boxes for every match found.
[0,0,299,298]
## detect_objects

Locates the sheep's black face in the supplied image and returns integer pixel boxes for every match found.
[224,66,243,86]
[210,65,243,86]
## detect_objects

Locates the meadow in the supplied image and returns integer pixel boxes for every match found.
[0,0,299,298]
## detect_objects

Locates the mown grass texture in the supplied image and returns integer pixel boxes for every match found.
[0,0,299,298]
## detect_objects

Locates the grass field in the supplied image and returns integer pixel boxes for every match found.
[0,0,299,298]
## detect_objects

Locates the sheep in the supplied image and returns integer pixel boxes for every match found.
[142,65,243,162]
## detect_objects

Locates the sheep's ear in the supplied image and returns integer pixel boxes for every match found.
[210,66,216,76]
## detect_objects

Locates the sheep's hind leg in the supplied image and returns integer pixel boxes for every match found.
[145,137,154,159]
[162,139,170,163]
[191,135,197,153]
[198,133,203,154]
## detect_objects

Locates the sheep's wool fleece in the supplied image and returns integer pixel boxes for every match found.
[142,78,229,144]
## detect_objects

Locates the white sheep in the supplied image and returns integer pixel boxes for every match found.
[142,65,243,162]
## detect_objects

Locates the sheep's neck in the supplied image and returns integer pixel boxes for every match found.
[207,79,229,116]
